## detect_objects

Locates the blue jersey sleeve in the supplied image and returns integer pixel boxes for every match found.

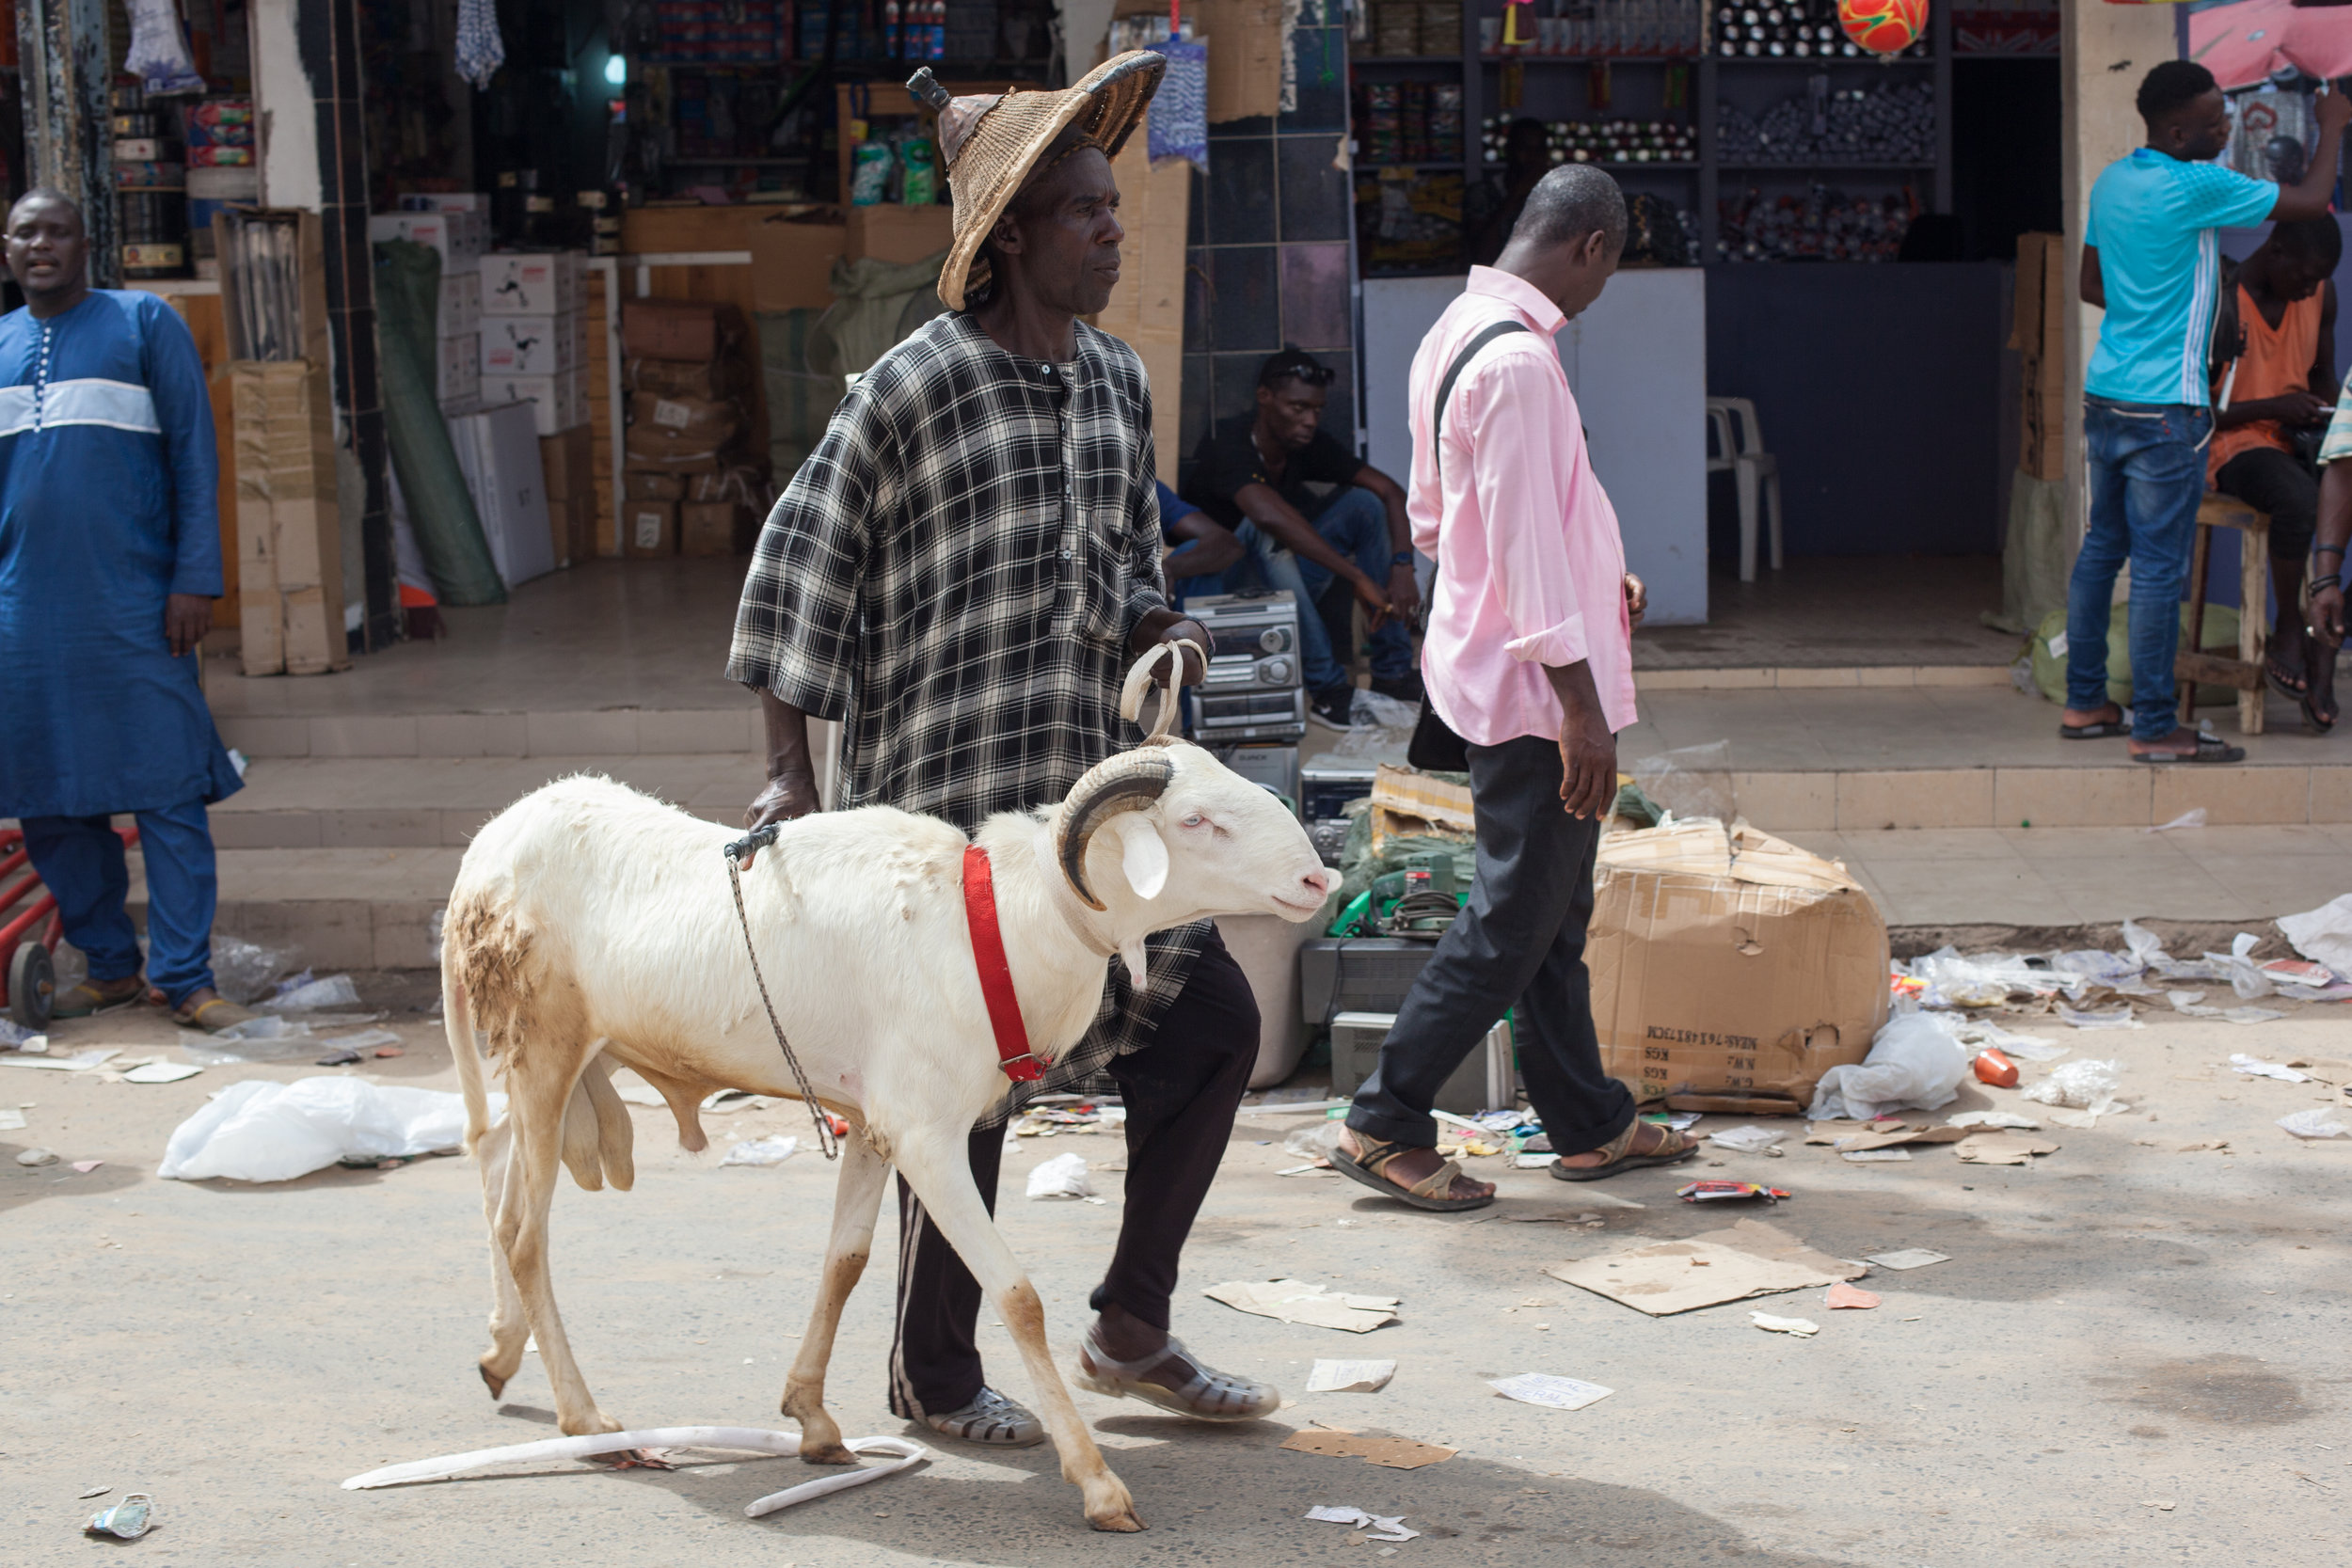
[2176,161,2280,230]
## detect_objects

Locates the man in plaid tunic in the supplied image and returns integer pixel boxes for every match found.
[727,55,1280,1445]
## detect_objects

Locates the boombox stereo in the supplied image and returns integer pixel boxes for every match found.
[1183,590,1307,743]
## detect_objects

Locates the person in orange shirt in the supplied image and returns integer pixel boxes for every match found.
[2209,216,2341,730]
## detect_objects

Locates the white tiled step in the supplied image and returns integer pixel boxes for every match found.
[210,754,771,849]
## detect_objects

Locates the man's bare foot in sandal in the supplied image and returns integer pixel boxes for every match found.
[170,987,257,1033]
[1329,1129,1495,1211]
[1550,1118,1703,1181]
[1073,1303,1279,1420]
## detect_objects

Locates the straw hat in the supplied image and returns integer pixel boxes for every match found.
[908,51,1166,312]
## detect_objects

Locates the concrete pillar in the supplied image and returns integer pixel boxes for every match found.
[13,0,116,286]
[2059,1,2181,547]
[249,0,395,651]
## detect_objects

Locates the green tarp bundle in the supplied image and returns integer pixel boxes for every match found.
[374,238,503,606]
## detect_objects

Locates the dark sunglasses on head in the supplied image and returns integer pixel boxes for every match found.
[1263,356,1335,389]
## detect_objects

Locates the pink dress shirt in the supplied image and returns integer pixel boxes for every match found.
[1408,266,1638,746]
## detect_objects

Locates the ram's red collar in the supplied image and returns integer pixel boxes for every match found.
[962,845,1041,1083]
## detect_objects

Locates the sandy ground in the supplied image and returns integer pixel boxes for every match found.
[4,979,2349,1567]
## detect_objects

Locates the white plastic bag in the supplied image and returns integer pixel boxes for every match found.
[158,1078,501,1182]
[263,974,364,1012]
[1707,1125,1785,1153]
[2278,1108,2351,1140]
[2021,1059,2124,1115]
[1025,1151,1093,1199]
[1806,1013,1971,1122]
[2279,895,2352,975]
[1282,1121,1348,1162]
[720,1134,799,1167]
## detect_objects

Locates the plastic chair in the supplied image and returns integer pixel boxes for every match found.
[1706,396,1783,582]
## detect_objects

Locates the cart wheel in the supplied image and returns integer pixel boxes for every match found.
[8,942,55,1029]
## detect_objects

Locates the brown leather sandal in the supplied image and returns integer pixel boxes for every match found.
[1329,1131,1494,1212]
[1549,1119,1703,1181]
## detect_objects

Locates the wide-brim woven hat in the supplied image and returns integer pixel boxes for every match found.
[909,51,1165,312]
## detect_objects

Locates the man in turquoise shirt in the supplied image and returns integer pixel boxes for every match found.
[2061,60,2347,762]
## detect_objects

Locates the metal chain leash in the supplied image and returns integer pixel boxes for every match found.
[723,826,839,1161]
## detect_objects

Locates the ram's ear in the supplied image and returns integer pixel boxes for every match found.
[1109,813,1169,900]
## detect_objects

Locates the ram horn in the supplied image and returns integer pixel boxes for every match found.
[1055,750,1177,911]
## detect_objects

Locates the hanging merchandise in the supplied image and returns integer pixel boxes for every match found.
[1836,0,1929,57]
[122,0,206,96]
[1148,30,1210,174]
[455,0,507,89]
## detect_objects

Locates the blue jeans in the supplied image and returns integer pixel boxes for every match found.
[18,800,220,1006]
[1295,487,1415,683]
[2066,398,2213,742]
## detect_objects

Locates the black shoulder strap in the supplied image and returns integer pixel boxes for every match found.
[1433,319,1534,483]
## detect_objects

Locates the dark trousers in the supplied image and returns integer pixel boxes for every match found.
[2214,445,2320,562]
[1346,734,1635,1155]
[18,800,219,1008]
[887,926,1259,1419]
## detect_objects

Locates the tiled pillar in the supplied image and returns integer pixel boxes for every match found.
[1178,14,1359,485]
[252,0,394,653]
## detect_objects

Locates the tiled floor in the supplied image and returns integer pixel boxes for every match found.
[1635,555,2025,669]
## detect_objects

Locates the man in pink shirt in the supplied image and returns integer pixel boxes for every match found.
[1330,166,1699,1212]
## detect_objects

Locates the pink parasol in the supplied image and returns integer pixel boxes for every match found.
[2186,0,2352,93]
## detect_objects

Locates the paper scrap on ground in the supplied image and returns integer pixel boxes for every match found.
[122,1061,202,1084]
[2147,808,2207,833]
[1280,1429,1453,1469]
[2056,1004,2140,1030]
[1305,1505,1420,1542]
[1954,1132,2059,1165]
[2043,1108,2106,1131]
[1863,1249,1949,1271]
[0,1107,24,1130]
[721,1134,799,1168]
[1547,1220,1862,1317]
[1487,1372,1613,1410]
[1025,1150,1091,1197]
[1206,1279,1401,1333]
[1836,1125,1969,1150]
[0,1048,120,1072]
[2232,1053,2312,1082]
[2279,895,2352,975]
[1707,1125,1784,1153]
[1308,1358,1396,1393]
[1751,1311,1819,1336]
[1513,1151,1560,1169]
[1840,1148,1912,1163]
[1825,1282,1880,1309]
[1946,1110,2041,1131]
[2277,1108,2351,1140]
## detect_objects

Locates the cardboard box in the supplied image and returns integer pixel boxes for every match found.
[538,423,595,501]
[624,426,728,471]
[481,369,587,436]
[752,215,847,311]
[629,389,741,446]
[436,333,479,404]
[368,210,485,271]
[482,310,586,375]
[481,250,582,315]
[230,357,349,676]
[625,468,687,501]
[437,266,482,338]
[625,500,676,557]
[1588,820,1889,1115]
[448,401,556,589]
[679,499,755,557]
[846,202,954,264]
[627,356,743,400]
[621,299,736,359]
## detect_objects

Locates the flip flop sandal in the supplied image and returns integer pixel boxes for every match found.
[2265,652,2311,703]
[50,979,146,1020]
[1073,1329,1279,1421]
[2058,718,2130,739]
[172,995,253,1031]
[1328,1132,1494,1212]
[2133,734,2246,765]
[1549,1119,1703,1182]
[2303,689,2339,736]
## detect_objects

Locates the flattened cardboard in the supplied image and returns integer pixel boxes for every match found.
[1954,1132,2060,1165]
[1591,824,1889,1114]
[1547,1223,1865,1317]
[1279,1429,1454,1469]
[1203,1278,1401,1333]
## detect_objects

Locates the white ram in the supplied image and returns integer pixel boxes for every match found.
[440,736,1335,1531]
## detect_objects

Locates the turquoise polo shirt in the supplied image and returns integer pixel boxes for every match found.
[2084,148,2280,407]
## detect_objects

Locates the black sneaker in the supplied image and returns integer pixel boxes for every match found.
[1308,685,1357,731]
[1369,672,1424,704]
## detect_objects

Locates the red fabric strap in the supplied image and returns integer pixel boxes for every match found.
[962,845,1041,1083]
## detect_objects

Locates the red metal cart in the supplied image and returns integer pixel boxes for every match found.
[0,824,139,1029]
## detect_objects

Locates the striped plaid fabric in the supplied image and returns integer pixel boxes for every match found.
[727,309,1205,1125]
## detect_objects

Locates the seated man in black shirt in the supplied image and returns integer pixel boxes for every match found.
[1181,349,1422,726]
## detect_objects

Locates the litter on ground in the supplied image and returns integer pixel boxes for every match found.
[2277,1109,2351,1140]
[1305,1505,1420,1542]
[1307,1358,1396,1393]
[1204,1279,1402,1333]
[1862,1249,1949,1271]
[1279,1429,1453,1469]
[1547,1219,1864,1316]
[720,1134,799,1168]
[1750,1311,1819,1336]
[1954,1132,2060,1165]
[1825,1282,1880,1309]
[1486,1372,1613,1410]
[1024,1151,1092,1197]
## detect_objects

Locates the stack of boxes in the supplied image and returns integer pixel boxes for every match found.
[184,98,255,278]
[477,252,597,566]
[619,299,765,559]
[370,198,490,417]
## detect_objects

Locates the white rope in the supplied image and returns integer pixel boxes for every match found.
[1119,640,1205,741]
[340,1427,930,1518]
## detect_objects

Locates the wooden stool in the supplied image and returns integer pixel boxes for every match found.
[2175,492,2268,735]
